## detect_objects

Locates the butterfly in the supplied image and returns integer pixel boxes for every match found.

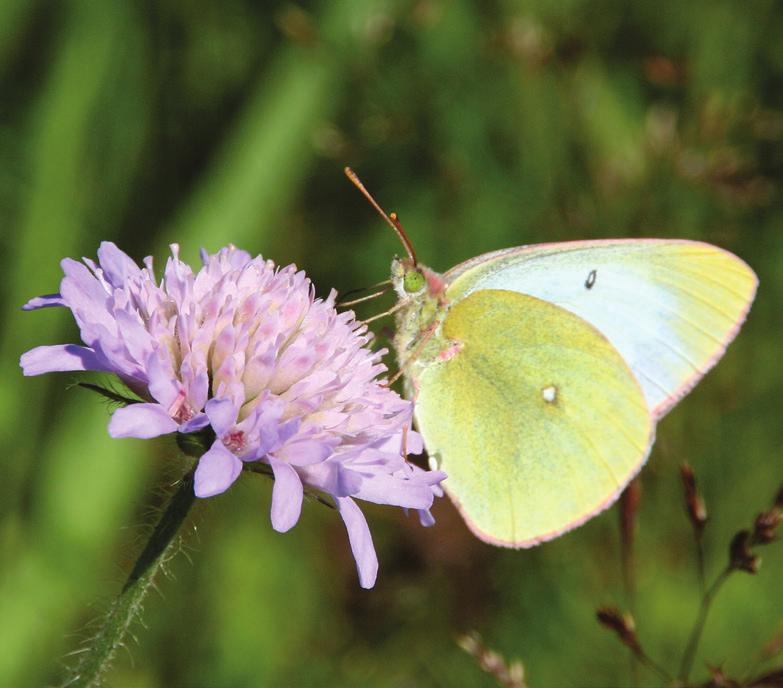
[346,168,758,547]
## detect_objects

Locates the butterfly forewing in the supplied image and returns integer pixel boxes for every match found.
[444,239,758,419]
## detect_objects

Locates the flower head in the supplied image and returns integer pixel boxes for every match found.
[21,242,444,587]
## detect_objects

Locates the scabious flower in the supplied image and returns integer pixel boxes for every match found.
[21,242,444,587]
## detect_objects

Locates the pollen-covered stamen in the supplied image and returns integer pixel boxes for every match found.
[168,390,194,424]
[222,430,245,453]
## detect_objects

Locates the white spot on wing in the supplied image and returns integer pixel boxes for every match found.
[541,385,557,403]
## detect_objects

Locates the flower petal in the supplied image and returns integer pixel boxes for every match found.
[410,469,448,487]
[274,440,333,466]
[113,309,154,366]
[353,474,435,509]
[337,497,378,589]
[268,458,304,532]
[183,365,209,413]
[336,466,363,497]
[108,403,177,439]
[194,441,243,498]
[59,258,111,318]
[205,397,238,436]
[97,241,141,286]
[406,430,424,455]
[146,351,180,409]
[418,509,436,527]
[179,413,210,433]
[20,344,106,376]
[22,294,65,310]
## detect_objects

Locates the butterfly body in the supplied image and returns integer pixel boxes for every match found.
[391,239,757,547]
[392,258,449,396]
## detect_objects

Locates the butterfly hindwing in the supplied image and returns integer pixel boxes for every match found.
[413,289,653,547]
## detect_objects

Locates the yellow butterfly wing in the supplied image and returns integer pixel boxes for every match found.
[413,288,653,547]
[445,240,758,419]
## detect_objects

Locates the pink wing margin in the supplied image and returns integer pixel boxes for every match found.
[449,446,652,549]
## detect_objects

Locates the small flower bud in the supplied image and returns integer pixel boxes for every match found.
[457,632,481,656]
[457,632,527,688]
[596,607,640,653]
[729,530,761,573]
[706,664,738,687]
[752,507,782,545]
[680,463,708,535]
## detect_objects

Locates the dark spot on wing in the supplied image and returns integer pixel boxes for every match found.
[585,269,597,290]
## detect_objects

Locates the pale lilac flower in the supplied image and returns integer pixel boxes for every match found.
[21,242,444,587]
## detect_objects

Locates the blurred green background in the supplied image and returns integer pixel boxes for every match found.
[1,1,781,686]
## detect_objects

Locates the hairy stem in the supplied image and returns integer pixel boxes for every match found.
[679,566,732,682]
[63,470,196,687]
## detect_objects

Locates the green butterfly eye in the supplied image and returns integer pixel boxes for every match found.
[403,269,425,294]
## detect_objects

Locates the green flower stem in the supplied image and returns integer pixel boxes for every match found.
[64,469,197,688]
[630,647,672,684]
[694,533,707,597]
[678,566,732,682]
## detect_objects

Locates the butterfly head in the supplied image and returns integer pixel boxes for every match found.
[392,257,438,300]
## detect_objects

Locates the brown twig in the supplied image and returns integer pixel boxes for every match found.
[596,607,672,683]
[619,478,642,686]
[681,463,709,594]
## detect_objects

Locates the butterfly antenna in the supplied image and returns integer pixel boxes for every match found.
[338,286,392,308]
[361,298,409,325]
[344,167,418,265]
[338,279,392,305]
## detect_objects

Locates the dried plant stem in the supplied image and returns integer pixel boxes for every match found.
[619,479,641,686]
[679,464,708,595]
[694,534,707,596]
[62,470,196,688]
[619,479,641,612]
[597,607,672,684]
[630,647,672,683]
[679,566,732,682]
